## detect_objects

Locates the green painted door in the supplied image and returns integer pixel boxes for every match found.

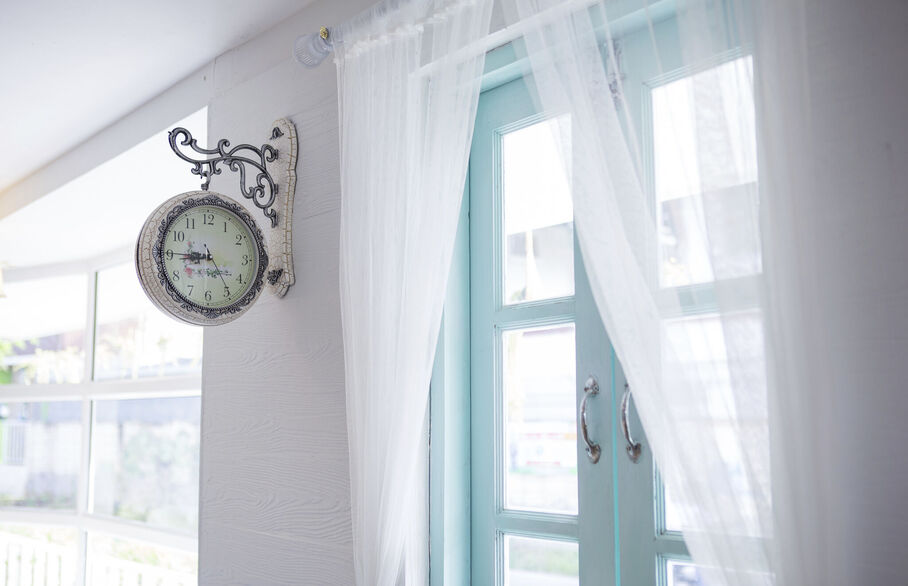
[453,8,753,585]
[465,64,704,586]
[469,74,618,585]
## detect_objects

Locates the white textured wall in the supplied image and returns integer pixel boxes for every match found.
[800,1,908,583]
[198,1,371,583]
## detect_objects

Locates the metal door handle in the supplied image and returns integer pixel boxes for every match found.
[580,376,601,463]
[621,383,642,463]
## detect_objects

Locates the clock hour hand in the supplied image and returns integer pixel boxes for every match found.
[204,245,231,291]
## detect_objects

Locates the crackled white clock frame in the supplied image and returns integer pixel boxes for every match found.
[135,118,298,326]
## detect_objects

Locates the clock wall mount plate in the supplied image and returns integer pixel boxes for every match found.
[135,118,298,326]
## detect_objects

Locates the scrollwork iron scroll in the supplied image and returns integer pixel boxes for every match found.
[168,128,281,227]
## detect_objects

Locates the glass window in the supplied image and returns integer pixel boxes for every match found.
[503,323,577,514]
[502,117,574,304]
[87,533,197,586]
[0,108,205,586]
[661,311,768,537]
[0,523,79,586]
[653,56,759,287]
[91,397,201,532]
[0,402,81,509]
[505,534,578,586]
[94,262,203,381]
[0,275,88,385]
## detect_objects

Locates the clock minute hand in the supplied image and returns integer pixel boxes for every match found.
[204,245,231,291]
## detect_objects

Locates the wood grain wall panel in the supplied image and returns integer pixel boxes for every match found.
[200,521,353,585]
[198,0,374,582]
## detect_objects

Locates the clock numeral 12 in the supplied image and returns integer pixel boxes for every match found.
[203,213,214,226]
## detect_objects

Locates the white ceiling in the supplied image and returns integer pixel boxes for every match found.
[0,109,207,269]
[0,0,309,193]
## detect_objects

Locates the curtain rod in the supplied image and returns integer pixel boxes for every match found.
[292,0,602,69]
[292,0,673,70]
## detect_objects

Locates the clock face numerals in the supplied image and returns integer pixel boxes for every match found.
[137,191,268,326]
[161,206,259,309]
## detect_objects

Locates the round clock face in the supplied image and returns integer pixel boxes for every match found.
[161,205,258,309]
[136,191,268,326]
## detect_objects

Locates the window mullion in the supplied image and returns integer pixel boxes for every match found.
[76,269,97,586]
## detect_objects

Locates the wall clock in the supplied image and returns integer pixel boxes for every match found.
[135,118,298,326]
[136,191,268,326]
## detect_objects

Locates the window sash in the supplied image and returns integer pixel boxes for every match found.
[0,247,201,585]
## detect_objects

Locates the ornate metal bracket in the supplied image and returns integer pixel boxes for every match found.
[167,119,298,298]
[168,127,283,227]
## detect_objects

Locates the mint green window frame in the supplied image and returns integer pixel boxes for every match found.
[430,8,753,583]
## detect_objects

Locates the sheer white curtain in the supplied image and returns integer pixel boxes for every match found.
[501,0,772,583]
[334,0,492,584]
[504,0,908,584]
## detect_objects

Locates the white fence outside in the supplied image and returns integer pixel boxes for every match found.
[0,531,195,586]
[0,531,74,586]
[86,555,196,586]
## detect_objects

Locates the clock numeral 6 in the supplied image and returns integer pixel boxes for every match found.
[205,290,212,301]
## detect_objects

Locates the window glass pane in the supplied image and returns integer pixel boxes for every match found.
[505,534,578,586]
[664,480,683,532]
[502,117,574,304]
[0,523,79,586]
[0,402,81,509]
[666,559,707,586]
[661,311,768,536]
[92,396,200,532]
[653,56,759,287]
[503,324,577,514]
[87,534,197,586]
[0,275,87,385]
[94,262,202,381]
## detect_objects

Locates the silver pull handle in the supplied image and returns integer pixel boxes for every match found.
[621,383,642,463]
[580,376,601,463]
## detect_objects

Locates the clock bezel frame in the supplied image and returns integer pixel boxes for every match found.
[136,190,268,326]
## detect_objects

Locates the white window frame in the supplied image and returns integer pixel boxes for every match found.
[0,244,201,585]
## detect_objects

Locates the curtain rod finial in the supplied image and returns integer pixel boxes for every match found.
[293,27,334,68]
